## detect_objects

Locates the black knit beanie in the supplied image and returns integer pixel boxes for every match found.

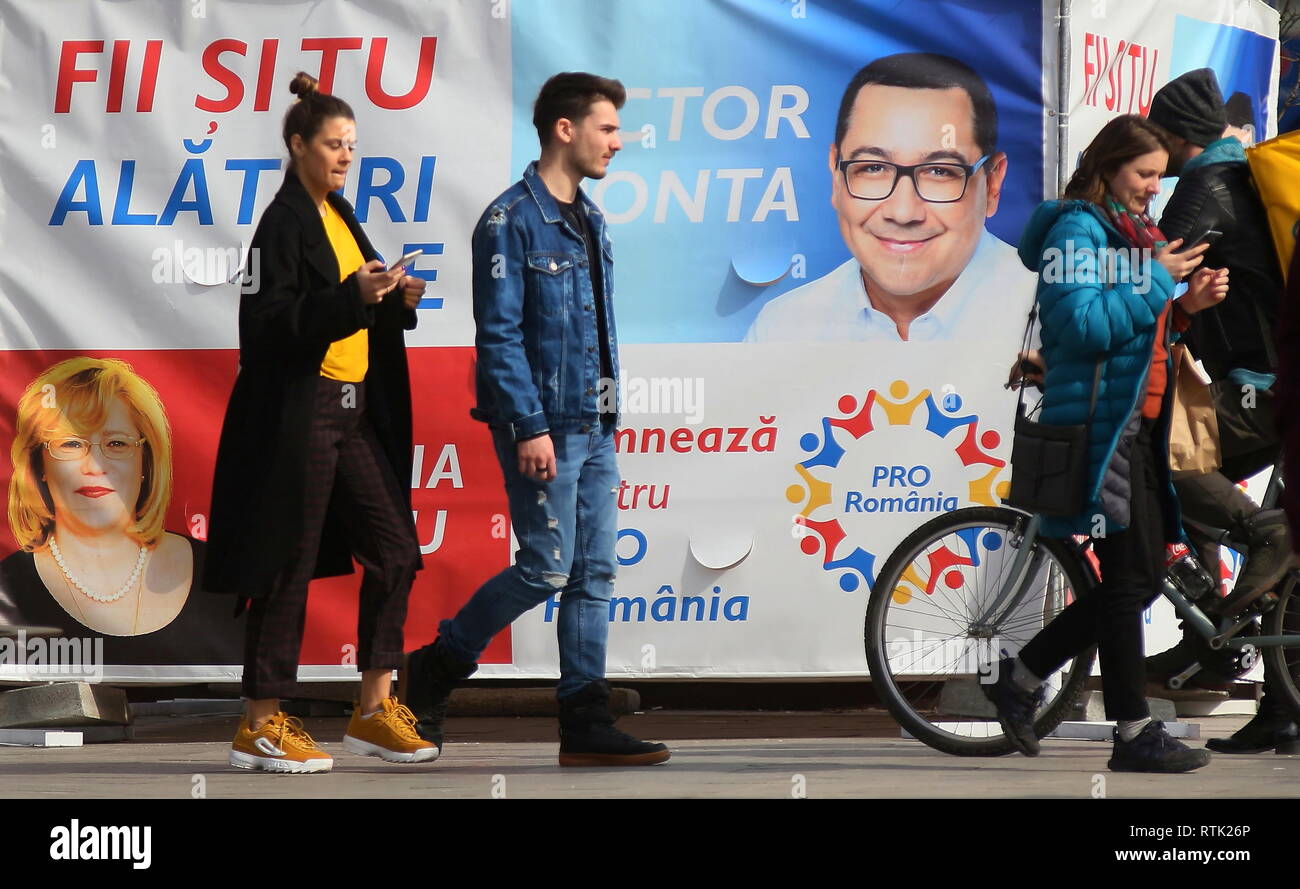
[1147,68,1226,147]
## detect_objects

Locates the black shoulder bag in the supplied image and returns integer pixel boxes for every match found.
[1004,303,1103,517]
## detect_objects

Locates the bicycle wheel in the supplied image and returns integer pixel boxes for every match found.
[1263,572,1300,714]
[865,505,1097,756]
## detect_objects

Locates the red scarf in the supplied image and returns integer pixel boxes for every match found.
[1101,197,1172,418]
[1103,196,1168,250]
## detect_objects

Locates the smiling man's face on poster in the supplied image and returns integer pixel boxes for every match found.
[830,82,1008,310]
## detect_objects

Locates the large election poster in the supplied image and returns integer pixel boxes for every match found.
[505,0,1046,680]
[0,0,1280,683]
[0,0,516,682]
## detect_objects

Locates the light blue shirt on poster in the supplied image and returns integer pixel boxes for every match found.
[744,230,1036,343]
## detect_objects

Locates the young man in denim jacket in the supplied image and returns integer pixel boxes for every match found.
[402,72,669,767]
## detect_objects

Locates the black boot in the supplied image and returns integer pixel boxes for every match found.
[1205,693,1300,754]
[1215,510,1293,617]
[557,680,671,767]
[401,636,477,748]
[980,655,1044,756]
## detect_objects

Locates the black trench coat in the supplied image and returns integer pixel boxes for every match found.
[204,173,419,597]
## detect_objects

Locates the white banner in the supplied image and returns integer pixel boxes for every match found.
[0,0,1280,682]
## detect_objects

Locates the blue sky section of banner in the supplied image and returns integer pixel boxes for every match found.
[1171,15,1277,139]
[511,0,1042,343]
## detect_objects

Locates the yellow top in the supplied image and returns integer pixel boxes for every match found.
[319,201,369,382]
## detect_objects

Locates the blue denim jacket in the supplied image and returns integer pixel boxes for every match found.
[469,161,620,440]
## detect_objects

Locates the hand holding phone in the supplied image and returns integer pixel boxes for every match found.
[385,249,423,273]
[1182,228,1223,251]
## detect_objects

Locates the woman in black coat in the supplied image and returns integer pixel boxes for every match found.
[205,72,433,772]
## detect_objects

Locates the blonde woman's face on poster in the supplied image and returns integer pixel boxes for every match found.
[42,397,144,537]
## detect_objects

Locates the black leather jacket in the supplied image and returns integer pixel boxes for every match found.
[1160,159,1282,379]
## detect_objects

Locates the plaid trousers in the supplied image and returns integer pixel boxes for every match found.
[241,378,420,700]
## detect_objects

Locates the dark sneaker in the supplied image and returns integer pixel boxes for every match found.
[980,655,1044,756]
[400,636,477,748]
[1108,721,1212,773]
[558,680,671,767]
[1205,710,1300,754]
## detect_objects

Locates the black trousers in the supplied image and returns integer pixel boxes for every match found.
[1174,399,1291,707]
[1020,420,1167,721]
[242,379,421,700]
[1176,380,1278,576]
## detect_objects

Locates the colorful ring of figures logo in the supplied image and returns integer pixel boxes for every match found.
[787,380,1011,596]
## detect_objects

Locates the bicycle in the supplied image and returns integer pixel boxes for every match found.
[864,466,1300,756]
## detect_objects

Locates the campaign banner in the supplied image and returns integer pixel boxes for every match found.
[0,0,513,681]
[1067,0,1279,156]
[0,0,1281,683]
[504,0,1046,678]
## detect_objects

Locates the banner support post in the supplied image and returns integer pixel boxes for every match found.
[1056,0,1072,197]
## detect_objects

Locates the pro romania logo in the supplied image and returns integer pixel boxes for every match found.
[788,380,1010,595]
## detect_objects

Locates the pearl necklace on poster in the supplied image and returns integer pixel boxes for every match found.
[48,535,149,603]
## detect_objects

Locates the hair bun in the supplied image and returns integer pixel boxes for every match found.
[289,71,319,98]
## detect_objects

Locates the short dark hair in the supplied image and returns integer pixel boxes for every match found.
[1063,114,1172,204]
[1225,91,1254,128]
[533,72,626,146]
[834,52,998,158]
[283,71,354,170]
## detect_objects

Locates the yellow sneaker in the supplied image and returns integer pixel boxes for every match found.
[343,696,439,763]
[229,712,334,774]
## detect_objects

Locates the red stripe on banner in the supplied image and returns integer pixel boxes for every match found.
[0,347,512,667]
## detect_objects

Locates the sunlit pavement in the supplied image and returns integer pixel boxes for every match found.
[1,711,1295,798]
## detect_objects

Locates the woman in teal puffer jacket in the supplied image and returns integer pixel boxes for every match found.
[986,115,1228,773]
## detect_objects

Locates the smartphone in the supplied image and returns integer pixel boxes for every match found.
[1183,228,1223,250]
[385,248,423,272]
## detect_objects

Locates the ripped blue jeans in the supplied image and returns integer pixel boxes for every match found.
[438,424,618,700]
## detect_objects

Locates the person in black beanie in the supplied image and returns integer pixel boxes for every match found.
[1224,91,1257,146]
[1144,67,1297,754]
[1147,67,1228,169]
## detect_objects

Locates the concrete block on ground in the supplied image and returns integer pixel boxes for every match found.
[205,683,643,718]
[1067,691,1176,723]
[1049,720,1200,741]
[1176,699,1257,717]
[0,728,82,747]
[282,699,350,718]
[937,677,995,718]
[446,687,641,717]
[130,699,243,718]
[77,725,133,742]
[0,683,131,728]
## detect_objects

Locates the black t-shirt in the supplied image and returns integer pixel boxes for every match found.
[0,538,244,666]
[556,198,613,407]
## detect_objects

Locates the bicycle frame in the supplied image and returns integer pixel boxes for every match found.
[971,511,1046,629]
[979,470,1300,667]
[1166,463,1300,654]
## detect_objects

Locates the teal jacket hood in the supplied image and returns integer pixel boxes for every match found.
[1183,136,1245,175]
[1018,199,1106,272]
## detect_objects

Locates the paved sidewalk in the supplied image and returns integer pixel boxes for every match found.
[1,711,1296,798]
